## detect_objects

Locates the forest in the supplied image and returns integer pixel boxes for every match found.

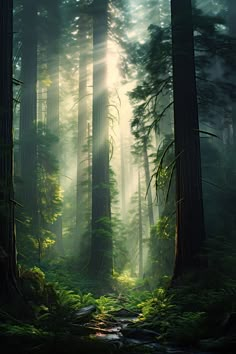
[0,0,236,353]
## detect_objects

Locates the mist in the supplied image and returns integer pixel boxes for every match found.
[0,0,236,352]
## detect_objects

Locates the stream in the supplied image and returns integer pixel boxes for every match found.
[75,306,217,354]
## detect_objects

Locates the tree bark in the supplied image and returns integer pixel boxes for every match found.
[19,0,38,234]
[120,128,126,220]
[227,0,236,146]
[76,14,90,258]
[171,0,206,279]
[143,138,154,226]
[89,0,113,280]
[138,172,143,278]
[46,0,64,255]
[0,0,18,303]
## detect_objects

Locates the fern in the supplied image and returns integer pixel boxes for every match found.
[0,323,47,337]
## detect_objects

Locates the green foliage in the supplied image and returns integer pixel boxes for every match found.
[38,288,96,332]
[95,296,120,315]
[133,230,236,345]
[52,288,87,310]
[145,136,175,287]
[109,167,130,273]
[136,267,236,345]
[52,288,96,313]
[123,290,153,313]
[0,323,47,337]
[16,124,63,266]
[18,266,99,333]
[156,217,174,240]
[10,1,236,352]
[151,135,174,193]
[19,266,50,307]
[112,271,137,292]
[42,257,98,293]
[137,288,205,344]
[127,7,235,143]
[125,183,150,276]
[138,288,174,323]
[167,312,207,345]
[112,218,129,273]
[37,123,63,224]
[147,219,175,286]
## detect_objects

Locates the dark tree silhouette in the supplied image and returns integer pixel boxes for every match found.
[0,0,17,303]
[227,0,236,145]
[19,0,38,234]
[171,0,206,279]
[46,0,64,255]
[89,0,113,280]
[76,12,90,258]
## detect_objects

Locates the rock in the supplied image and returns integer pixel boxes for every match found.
[110,308,139,317]
[122,338,165,352]
[70,324,97,336]
[74,305,97,322]
[121,327,161,340]
[200,335,236,352]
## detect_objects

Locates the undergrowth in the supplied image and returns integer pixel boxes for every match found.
[2,239,236,354]
[136,274,236,347]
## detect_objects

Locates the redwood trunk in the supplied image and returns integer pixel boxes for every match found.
[0,0,17,302]
[76,14,90,256]
[227,0,236,146]
[138,172,143,278]
[171,0,206,279]
[143,139,154,226]
[19,0,38,233]
[47,0,64,255]
[89,0,112,280]
[120,129,126,220]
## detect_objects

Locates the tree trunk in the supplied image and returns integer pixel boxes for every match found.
[89,0,112,280]
[143,139,154,226]
[46,0,64,255]
[0,0,18,303]
[227,0,236,146]
[76,14,90,257]
[138,172,143,278]
[120,128,126,220]
[87,122,92,239]
[19,0,38,235]
[171,0,206,279]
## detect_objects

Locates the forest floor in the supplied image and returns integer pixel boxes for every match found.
[74,305,216,354]
[1,295,235,354]
[1,267,236,354]
[0,301,220,354]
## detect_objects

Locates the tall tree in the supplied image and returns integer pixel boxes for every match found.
[46,0,64,255]
[0,0,17,302]
[143,137,155,226]
[227,0,236,145]
[19,0,38,236]
[120,124,126,220]
[138,172,143,277]
[171,0,206,279]
[89,0,113,280]
[131,115,155,228]
[76,13,90,257]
